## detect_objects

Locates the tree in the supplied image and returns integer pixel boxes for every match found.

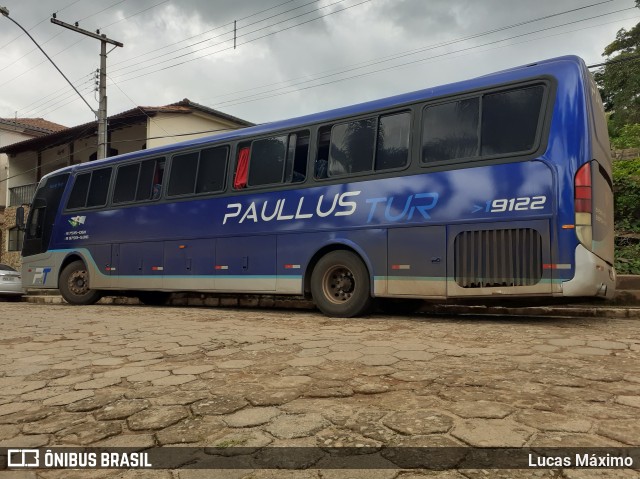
[594,4,640,136]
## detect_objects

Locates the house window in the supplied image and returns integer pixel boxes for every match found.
[8,227,24,252]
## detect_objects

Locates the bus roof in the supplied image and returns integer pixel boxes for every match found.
[50,55,586,178]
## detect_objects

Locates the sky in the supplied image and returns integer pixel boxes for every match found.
[0,0,638,130]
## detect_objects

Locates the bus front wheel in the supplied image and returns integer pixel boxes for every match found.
[59,260,102,305]
[311,250,372,317]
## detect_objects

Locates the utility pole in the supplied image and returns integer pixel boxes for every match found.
[51,16,123,160]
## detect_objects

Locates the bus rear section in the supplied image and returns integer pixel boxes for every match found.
[561,68,615,299]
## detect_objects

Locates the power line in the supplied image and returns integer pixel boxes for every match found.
[113,0,372,83]
[110,0,306,69]
[201,0,622,106]
[209,7,639,110]
[111,0,336,76]
[588,52,640,68]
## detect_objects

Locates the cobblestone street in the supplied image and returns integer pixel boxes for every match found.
[0,302,639,478]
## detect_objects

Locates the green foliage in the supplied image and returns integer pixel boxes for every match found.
[615,240,640,274]
[594,20,640,135]
[610,123,640,149]
[613,157,640,231]
[614,157,640,273]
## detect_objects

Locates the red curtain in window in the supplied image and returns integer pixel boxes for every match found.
[234,147,250,189]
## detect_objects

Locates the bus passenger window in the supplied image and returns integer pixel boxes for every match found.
[67,173,91,209]
[481,85,544,156]
[196,147,227,194]
[86,167,112,208]
[234,146,250,189]
[285,131,309,183]
[314,126,331,179]
[152,159,165,199]
[168,152,198,196]
[329,118,375,176]
[375,112,410,170]
[248,136,287,187]
[422,98,479,163]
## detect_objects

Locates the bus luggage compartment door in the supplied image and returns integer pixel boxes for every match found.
[387,226,446,297]
[215,235,277,291]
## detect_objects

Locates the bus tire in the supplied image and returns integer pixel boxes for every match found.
[311,250,372,317]
[59,260,102,305]
[137,291,170,306]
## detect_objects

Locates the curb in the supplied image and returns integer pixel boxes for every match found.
[20,293,640,319]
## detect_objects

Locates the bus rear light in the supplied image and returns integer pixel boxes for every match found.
[574,162,592,248]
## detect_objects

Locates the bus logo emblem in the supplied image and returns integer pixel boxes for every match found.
[68,216,86,227]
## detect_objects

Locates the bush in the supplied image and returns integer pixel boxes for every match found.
[611,123,640,149]
[612,157,640,231]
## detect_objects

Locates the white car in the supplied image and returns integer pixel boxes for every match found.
[0,263,24,298]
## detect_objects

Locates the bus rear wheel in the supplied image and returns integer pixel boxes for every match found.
[59,260,102,305]
[311,250,372,317]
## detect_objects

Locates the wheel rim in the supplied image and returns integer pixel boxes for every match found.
[68,269,89,296]
[322,264,356,304]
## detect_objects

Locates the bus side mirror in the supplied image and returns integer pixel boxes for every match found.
[15,206,25,231]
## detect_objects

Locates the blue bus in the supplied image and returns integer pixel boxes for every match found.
[19,55,615,317]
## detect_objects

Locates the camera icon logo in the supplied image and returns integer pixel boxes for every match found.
[8,449,40,468]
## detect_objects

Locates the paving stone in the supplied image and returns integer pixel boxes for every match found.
[451,419,536,446]
[392,351,435,361]
[0,407,54,425]
[218,360,255,369]
[92,358,126,366]
[25,369,69,381]
[42,390,94,406]
[22,412,87,434]
[530,432,624,447]
[265,376,312,388]
[74,377,122,390]
[383,410,453,435]
[448,400,514,419]
[357,355,399,366]
[0,402,30,417]
[586,340,628,350]
[389,371,438,382]
[515,410,591,432]
[265,413,329,439]
[568,347,612,356]
[153,390,210,406]
[597,419,640,445]
[127,406,189,431]
[172,365,215,375]
[615,395,640,408]
[93,433,156,448]
[151,374,197,386]
[316,426,382,448]
[352,383,392,395]
[156,416,227,445]
[323,351,364,361]
[287,357,326,367]
[223,407,281,427]
[191,396,248,416]
[304,387,354,398]
[103,366,147,378]
[205,430,273,453]
[58,420,122,445]
[245,389,301,406]
[0,424,19,440]
[547,339,585,347]
[126,370,171,382]
[95,399,150,420]
[0,434,50,448]
[65,392,122,412]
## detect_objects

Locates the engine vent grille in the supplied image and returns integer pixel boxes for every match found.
[454,228,542,288]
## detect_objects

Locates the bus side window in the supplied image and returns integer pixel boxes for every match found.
[234,146,250,189]
[315,126,331,179]
[152,159,165,199]
[285,131,309,183]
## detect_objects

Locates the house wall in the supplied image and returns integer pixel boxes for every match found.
[0,205,28,270]
[110,124,146,155]
[1,128,37,208]
[147,112,240,149]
